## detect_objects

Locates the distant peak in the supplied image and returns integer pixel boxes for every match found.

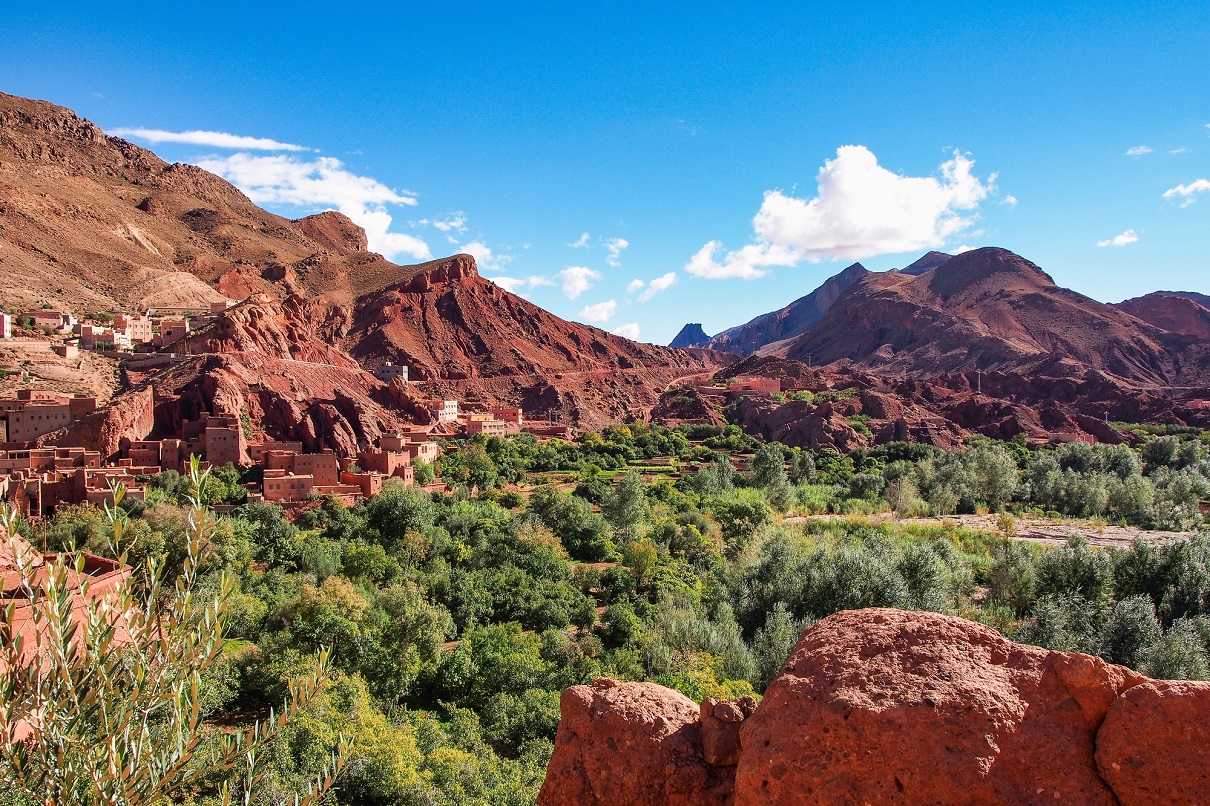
[925,247,1054,296]
[900,251,952,276]
[670,323,711,349]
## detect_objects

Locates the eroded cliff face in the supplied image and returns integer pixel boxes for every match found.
[539,608,1210,806]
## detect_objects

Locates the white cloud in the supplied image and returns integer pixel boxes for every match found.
[612,322,641,340]
[638,271,677,302]
[603,237,629,266]
[416,213,467,232]
[568,232,591,248]
[195,152,431,261]
[1164,179,1210,206]
[1171,148,1190,155]
[1096,229,1139,248]
[578,300,617,323]
[953,245,977,254]
[684,240,799,280]
[558,266,601,299]
[626,278,646,295]
[111,127,311,152]
[1125,145,1153,156]
[455,240,512,271]
[1001,194,1018,207]
[687,146,994,278]
[487,275,550,294]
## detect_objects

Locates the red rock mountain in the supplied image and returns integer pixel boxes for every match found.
[0,92,422,310]
[680,262,871,355]
[344,254,722,429]
[1115,291,1210,340]
[778,247,1209,387]
[0,91,724,432]
[539,608,1210,805]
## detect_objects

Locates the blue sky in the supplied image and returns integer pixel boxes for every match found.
[3,1,1209,343]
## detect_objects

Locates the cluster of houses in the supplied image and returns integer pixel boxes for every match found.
[0,416,444,518]
[0,383,543,518]
[0,302,233,355]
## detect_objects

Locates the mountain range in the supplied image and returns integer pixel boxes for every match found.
[676,248,1210,389]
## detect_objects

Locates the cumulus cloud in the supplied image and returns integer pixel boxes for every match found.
[558,266,601,299]
[486,275,550,294]
[626,278,646,295]
[638,271,677,302]
[1001,195,1018,207]
[195,152,431,261]
[111,127,312,152]
[684,240,799,280]
[568,232,591,248]
[416,213,467,232]
[1096,229,1139,248]
[612,322,641,340]
[1125,145,1153,156]
[1164,179,1210,206]
[687,146,994,278]
[578,300,617,323]
[603,237,629,267]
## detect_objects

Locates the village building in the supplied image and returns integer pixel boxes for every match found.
[22,311,74,331]
[728,376,781,396]
[372,363,409,384]
[491,406,524,426]
[158,319,190,348]
[0,391,98,444]
[113,313,154,344]
[0,312,11,340]
[0,522,132,692]
[380,431,441,464]
[181,413,246,467]
[76,323,130,351]
[424,399,459,423]
[465,413,515,437]
[52,343,79,359]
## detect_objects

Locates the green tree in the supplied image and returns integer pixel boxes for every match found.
[602,471,650,539]
[0,468,347,805]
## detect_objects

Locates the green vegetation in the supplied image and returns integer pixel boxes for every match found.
[2,424,1208,802]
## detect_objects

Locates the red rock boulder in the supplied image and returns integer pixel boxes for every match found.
[734,608,1144,805]
[1095,679,1210,805]
[537,679,734,806]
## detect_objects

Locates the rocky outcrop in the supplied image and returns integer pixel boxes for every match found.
[540,609,1210,806]
[736,608,1142,805]
[537,680,736,806]
[1095,679,1210,805]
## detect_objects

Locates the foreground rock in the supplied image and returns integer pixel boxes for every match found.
[1096,680,1210,805]
[537,680,736,806]
[540,608,1210,806]
[737,608,1142,805]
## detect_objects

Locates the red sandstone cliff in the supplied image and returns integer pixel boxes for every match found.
[539,608,1210,806]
